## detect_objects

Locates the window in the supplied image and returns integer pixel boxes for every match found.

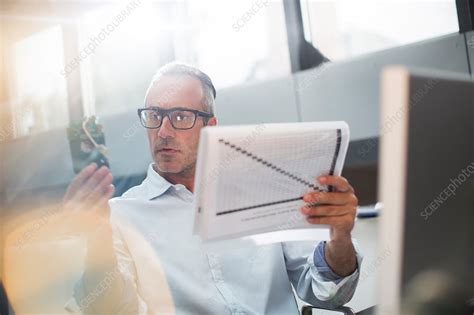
[301,0,459,60]
[9,25,68,137]
[77,1,168,116]
[179,0,290,88]
[77,0,291,116]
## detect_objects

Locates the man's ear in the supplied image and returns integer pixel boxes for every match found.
[207,116,217,126]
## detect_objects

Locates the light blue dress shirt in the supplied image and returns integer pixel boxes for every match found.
[68,164,362,314]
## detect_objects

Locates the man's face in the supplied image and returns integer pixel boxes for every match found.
[144,75,216,176]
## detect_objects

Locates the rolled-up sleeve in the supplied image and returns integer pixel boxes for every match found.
[282,239,363,309]
[64,224,148,314]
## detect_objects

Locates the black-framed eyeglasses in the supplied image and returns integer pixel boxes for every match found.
[137,107,213,130]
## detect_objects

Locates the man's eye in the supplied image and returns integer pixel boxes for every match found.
[175,113,191,121]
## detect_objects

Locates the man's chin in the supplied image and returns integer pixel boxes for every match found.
[153,159,196,176]
[154,163,183,174]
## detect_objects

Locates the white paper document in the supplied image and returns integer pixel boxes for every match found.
[193,121,350,242]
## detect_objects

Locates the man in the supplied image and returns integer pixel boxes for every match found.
[64,63,362,314]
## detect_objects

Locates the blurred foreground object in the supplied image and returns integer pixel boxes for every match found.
[402,270,474,315]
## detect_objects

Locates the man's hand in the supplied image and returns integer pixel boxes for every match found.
[64,164,124,312]
[300,176,357,240]
[300,175,358,277]
[63,163,115,234]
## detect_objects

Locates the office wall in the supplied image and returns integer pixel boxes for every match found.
[2,32,472,205]
[2,130,74,204]
[215,76,300,125]
[295,33,470,140]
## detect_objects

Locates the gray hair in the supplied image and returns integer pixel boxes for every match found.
[145,62,216,115]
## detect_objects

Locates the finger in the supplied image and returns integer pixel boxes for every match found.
[73,166,110,201]
[64,163,97,199]
[86,173,114,206]
[300,204,354,217]
[94,184,115,214]
[105,184,115,199]
[302,191,355,206]
[90,184,114,209]
[89,185,114,220]
[318,175,354,193]
[306,213,354,225]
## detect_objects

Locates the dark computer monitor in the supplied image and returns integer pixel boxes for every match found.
[376,66,474,315]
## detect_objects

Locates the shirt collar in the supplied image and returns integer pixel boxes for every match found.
[142,163,173,200]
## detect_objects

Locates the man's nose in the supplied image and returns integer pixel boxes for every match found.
[157,116,176,138]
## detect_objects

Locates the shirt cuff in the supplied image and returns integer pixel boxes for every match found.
[313,241,345,284]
